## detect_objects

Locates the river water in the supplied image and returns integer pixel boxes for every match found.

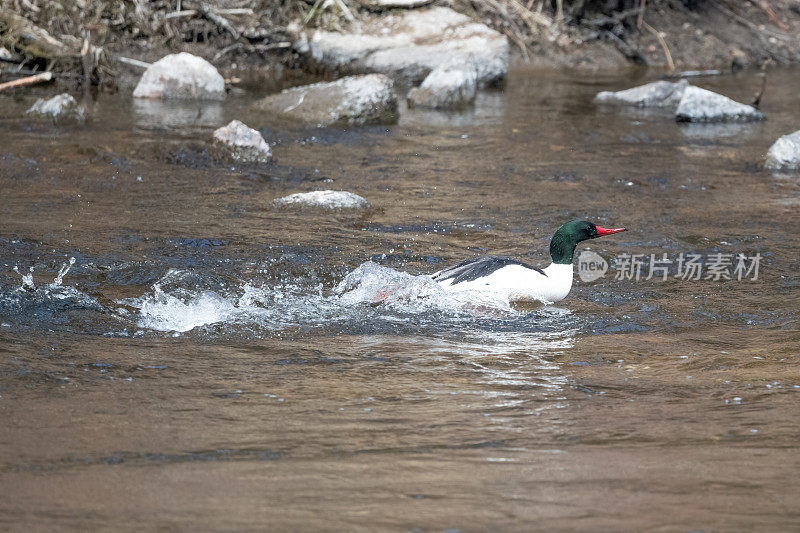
[1,67,798,530]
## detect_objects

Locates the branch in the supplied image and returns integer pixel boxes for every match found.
[708,0,788,41]
[584,7,644,28]
[0,12,71,59]
[642,21,674,72]
[197,3,240,39]
[0,71,53,92]
[115,56,151,69]
[751,72,767,109]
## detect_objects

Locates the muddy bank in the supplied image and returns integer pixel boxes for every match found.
[513,0,800,71]
[1,0,799,93]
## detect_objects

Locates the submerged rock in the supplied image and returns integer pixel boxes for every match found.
[594,79,688,107]
[675,86,764,123]
[765,130,800,170]
[300,7,508,86]
[408,68,477,109]
[273,190,371,209]
[26,93,85,124]
[211,120,272,163]
[133,52,225,100]
[254,74,397,127]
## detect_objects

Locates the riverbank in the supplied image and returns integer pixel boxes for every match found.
[1,0,799,91]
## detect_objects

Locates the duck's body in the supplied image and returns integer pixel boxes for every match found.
[433,258,573,303]
[431,220,626,304]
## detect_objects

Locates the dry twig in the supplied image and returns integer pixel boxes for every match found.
[164,10,197,20]
[0,70,52,92]
[637,0,646,29]
[0,11,71,59]
[115,56,151,69]
[751,71,767,108]
[332,0,355,22]
[708,0,788,40]
[197,2,240,39]
[754,0,787,31]
[642,21,674,71]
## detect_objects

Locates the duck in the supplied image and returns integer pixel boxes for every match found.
[431,219,626,304]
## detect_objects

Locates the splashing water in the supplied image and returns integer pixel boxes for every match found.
[123,262,560,336]
[12,265,35,291]
[53,257,76,287]
[2,258,106,331]
[333,261,513,316]
[11,256,76,291]
[2,259,576,337]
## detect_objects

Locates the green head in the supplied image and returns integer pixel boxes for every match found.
[549,219,626,264]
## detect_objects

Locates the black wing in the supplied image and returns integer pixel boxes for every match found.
[431,256,546,285]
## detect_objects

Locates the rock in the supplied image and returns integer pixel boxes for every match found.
[675,86,764,123]
[25,93,85,124]
[274,190,371,209]
[301,7,508,86]
[594,79,688,107]
[765,130,800,170]
[133,52,225,100]
[407,68,477,109]
[211,120,272,163]
[254,74,397,127]
[0,46,21,62]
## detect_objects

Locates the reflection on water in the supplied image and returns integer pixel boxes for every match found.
[385,331,575,392]
[133,98,224,131]
[400,92,506,128]
[678,120,764,140]
[0,66,799,530]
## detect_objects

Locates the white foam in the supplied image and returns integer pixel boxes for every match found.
[136,289,238,333]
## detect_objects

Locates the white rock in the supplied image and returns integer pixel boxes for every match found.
[594,79,688,107]
[26,93,85,124]
[765,130,800,170]
[254,74,397,127]
[274,190,371,209]
[308,32,407,68]
[211,120,272,163]
[133,52,225,100]
[302,7,508,86]
[408,68,477,109]
[675,86,764,123]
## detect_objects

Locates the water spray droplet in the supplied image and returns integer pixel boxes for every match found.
[53,257,76,286]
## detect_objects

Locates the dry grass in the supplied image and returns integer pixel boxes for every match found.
[0,0,304,82]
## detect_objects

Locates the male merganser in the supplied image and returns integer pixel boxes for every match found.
[432,220,626,303]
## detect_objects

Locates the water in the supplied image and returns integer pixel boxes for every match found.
[1,67,799,530]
